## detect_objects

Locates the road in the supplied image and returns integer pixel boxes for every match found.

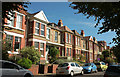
[34,71,105,77]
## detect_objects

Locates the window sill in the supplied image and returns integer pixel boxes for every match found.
[4,25,25,31]
[34,34,46,38]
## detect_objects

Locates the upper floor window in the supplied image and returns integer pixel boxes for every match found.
[66,33,69,43]
[7,12,14,27]
[41,24,45,36]
[47,28,50,39]
[69,34,71,44]
[35,22,40,34]
[76,37,77,45]
[16,14,23,29]
[78,38,80,46]
[55,31,58,42]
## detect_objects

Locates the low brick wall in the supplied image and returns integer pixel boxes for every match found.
[28,64,39,75]
[52,64,58,74]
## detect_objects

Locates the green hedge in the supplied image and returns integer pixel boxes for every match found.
[17,58,32,69]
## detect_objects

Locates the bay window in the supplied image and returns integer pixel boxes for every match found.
[55,31,58,42]
[67,48,69,56]
[35,22,40,34]
[41,24,45,36]
[6,35,13,51]
[47,28,50,39]
[14,37,21,51]
[34,42,39,49]
[66,33,69,43]
[16,14,23,28]
[40,43,44,56]
[69,34,71,44]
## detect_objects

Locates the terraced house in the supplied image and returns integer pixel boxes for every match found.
[3,9,110,63]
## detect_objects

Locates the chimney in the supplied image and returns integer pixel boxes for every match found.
[93,37,96,41]
[81,30,85,36]
[58,19,63,27]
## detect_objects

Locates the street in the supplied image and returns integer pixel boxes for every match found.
[34,71,105,77]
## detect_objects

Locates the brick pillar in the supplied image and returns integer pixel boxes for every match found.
[44,43,46,57]
[64,32,66,43]
[12,36,15,53]
[32,41,34,46]
[14,13,17,27]
[65,47,66,56]
[71,34,72,44]
[39,23,41,35]
[22,15,25,30]
[33,21,36,34]
[68,34,69,43]
[44,25,46,37]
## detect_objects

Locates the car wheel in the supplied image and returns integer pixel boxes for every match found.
[90,69,93,73]
[24,74,32,77]
[70,71,74,77]
[80,70,84,75]
[95,69,98,73]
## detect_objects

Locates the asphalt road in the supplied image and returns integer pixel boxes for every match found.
[34,71,105,77]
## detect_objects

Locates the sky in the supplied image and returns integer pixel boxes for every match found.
[27,2,116,47]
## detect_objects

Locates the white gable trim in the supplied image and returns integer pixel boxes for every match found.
[4,31,24,38]
[89,36,93,41]
[34,10,49,23]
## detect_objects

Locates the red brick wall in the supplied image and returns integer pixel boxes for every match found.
[52,64,58,74]
[28,65,39,75]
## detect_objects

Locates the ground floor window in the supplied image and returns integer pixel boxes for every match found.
[70,48,71,56]
[14,36,21,51]
[40,43,44,57]
[34,42,39,49]
[66,48,69,56]
[90,53,93,60]
[6,35,13,51]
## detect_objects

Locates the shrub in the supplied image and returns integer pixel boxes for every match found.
[17,58,32,69]
[20,46,40,64]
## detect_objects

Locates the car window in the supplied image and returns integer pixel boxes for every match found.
[71,63,75,66]
[3,62,19,69]
[101,62,105,65]
[58,63,68,67]
[84,63,91,66]
[75,63,80,67]
[106,66,120,73]
[95,63,100,65]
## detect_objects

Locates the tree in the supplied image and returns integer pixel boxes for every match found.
[49,46,59,63]
[102,50,110,60]
[2,39,12,60]
[20,46,40,64]
[70,2,120,62]
[2,2,30,24]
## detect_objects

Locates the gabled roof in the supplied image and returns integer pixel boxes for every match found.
[29,10,49,23]
[72,30,82,37]
[59,26,73,33]
[84,36,93,41]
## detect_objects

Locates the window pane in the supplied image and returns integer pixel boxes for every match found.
[35,29,39,34]
[41,24,45,29]
[67,48,69,56]
[47,28,50,39]
[70,48,71,56]
[36,22,39,28]
[16,14,23,28]
[40,43,44,56]
[55,31,58,41]
[35,42,39,49]
[41,30,44,35]
[14,37,21,51]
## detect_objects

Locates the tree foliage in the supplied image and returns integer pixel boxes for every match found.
[2,39,12,60]
[20,46,40,64]
[70,2,120,62]
[49,46,59,63]
[2,2,30,24]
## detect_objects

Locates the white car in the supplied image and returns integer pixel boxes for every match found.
[56,62,84,76]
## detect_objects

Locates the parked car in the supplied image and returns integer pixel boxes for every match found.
[0,60,33,77]
[56,62,84,76]
[104,65,120,77]
[82,63,97,73]
[95,62,108,71]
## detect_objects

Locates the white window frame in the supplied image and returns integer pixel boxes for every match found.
[55,31,58,42]
[35,22,40,35]
[69,34,71,44]
[16,13,23,29]
[46,27,50,39]
[34,42,39,49]
[66,33,69,43]
[41,24,45,36]
[40,43,44,57]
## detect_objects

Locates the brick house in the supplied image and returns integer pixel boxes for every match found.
[3,7,27,55]
[3,9,110,63]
